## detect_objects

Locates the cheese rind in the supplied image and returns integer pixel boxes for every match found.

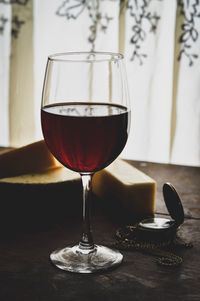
[92,159,156,218]
[0,140,61,179]
[0,166,79,184]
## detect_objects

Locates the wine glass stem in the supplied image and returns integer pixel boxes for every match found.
[79,173,95,251]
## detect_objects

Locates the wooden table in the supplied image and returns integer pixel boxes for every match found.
[0,155,199,301]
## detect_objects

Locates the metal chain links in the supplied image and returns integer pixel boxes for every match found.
[112,225,193,267]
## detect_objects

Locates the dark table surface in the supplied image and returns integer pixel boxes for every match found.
[0,152,200,301]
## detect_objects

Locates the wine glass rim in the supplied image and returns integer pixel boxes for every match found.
[48,51,124,62]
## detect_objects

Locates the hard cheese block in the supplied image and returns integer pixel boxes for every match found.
[0,140,61,179]
[0,167,82,231]
[0,142,156,224]
[92,159,156,219]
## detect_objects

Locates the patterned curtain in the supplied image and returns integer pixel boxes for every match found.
[0,0,200,166]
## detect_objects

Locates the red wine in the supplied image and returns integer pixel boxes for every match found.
[41,102,130,173]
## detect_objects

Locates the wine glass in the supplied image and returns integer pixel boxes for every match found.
[41,51,131,273]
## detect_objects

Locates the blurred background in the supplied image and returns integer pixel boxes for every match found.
[0,0,200,166]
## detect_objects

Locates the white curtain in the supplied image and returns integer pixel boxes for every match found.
[0,0,200,166]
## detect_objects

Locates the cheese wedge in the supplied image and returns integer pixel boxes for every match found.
[92,159,156,218]
[0,167,82,231]
[0,140,61,179]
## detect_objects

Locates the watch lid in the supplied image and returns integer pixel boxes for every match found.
[163,182,184,227]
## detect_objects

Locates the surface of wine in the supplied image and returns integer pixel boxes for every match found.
[41,103,130,172]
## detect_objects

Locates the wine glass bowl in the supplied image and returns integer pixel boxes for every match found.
[41,102,129,173]
[41,52,131,273]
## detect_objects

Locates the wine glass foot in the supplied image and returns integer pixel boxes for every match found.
[50,244,123,274]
